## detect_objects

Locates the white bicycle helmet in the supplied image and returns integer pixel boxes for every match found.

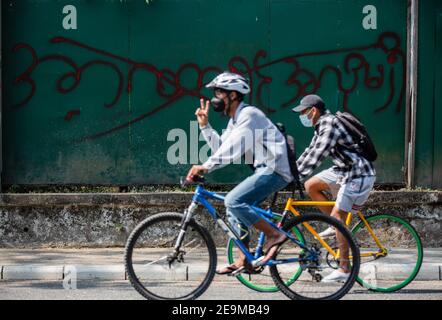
[206,72,251,95]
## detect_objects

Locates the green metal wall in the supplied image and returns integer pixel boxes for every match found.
[436,9,442,188]
[415,0,442,189]
[2,0,410,185]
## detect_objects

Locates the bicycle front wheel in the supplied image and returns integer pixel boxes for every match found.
[352,213,423,292]
[270,213,360,300]
[125,212,217,300]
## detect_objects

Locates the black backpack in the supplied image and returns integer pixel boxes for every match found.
[335,111,378,162]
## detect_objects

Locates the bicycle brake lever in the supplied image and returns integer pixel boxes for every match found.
[180,174,205,188]
[192,174,206,184]
[180,176,190,188]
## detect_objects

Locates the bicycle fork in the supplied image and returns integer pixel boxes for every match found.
[172,202,199,255]
[174,202,198,249]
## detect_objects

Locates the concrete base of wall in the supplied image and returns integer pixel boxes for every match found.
[0,191,441,248]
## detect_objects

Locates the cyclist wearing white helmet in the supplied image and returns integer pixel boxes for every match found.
[186,72,294,275]
[205,72,251,113]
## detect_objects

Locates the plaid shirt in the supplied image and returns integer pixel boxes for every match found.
[296,111,376,184]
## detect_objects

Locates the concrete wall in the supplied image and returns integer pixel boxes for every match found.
[0,191,441,248]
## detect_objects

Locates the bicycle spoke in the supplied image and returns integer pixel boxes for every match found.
[352,214,423,292]
[270,214,360,300]
[227,221,305,293]
[125,213,216,300]
[143,256,168,267]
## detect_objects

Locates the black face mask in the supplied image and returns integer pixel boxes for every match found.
[210,97,226,113]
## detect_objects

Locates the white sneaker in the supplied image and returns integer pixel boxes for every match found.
[322,270,350,283]
[318,227,336,239]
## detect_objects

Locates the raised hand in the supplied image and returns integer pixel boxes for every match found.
[195,98,210,127]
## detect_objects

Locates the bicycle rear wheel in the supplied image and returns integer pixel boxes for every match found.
[125,212,217,300]
[270,213,360,300]
[351,213,423,292]
[226,224,305,293]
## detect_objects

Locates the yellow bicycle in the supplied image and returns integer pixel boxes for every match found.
[228,196,423,293]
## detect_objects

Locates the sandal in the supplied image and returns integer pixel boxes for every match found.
[216,263,261,275]
[261,236,287,263]
[215,264,240,275]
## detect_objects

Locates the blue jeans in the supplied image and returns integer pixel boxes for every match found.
[224,167,290,244]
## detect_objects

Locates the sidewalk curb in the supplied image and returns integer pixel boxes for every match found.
[68,265,126,280]
[2,265,64,280]
[415,265,441,281]
[1,264,441,281]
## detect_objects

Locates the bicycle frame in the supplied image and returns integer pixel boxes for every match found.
[284,198,388,259]
[187,185,316,267]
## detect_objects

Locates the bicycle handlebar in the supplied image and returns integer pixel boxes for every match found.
[180,174,206,187]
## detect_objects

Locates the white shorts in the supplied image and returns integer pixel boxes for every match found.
[315,168,376,212]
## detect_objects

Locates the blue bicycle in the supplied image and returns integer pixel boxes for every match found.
[125,176,360,300]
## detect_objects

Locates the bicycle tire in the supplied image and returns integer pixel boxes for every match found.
[270,213,360,300]
[351,213,424,292]
[125,212,217,300]
[226,224,305,293]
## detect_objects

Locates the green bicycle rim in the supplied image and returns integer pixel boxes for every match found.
[227,226,305,293]
[352,214,423,293]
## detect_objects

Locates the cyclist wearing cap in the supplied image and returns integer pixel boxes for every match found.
[187,72,294,275]
[292,94,376,283]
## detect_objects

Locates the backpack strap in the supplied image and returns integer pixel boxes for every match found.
[241,105,306,199]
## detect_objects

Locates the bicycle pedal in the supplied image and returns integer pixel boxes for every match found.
[230,266,246,276]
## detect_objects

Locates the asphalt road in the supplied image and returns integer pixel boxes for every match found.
[1,279,441,300]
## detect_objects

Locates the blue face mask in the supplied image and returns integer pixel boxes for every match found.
[299,109,314,127]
